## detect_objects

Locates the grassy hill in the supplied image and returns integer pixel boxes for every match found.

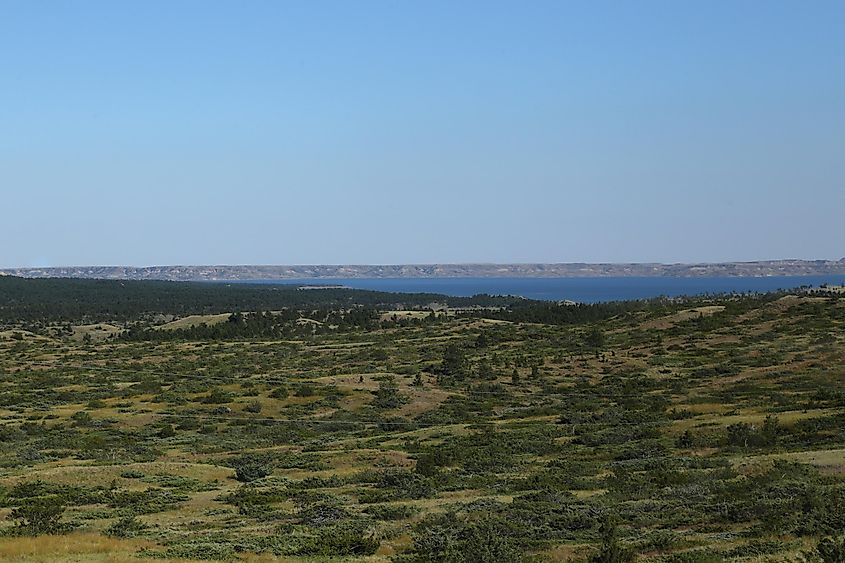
[0,279,843,560]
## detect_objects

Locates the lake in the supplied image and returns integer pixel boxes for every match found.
[237,275,845,303]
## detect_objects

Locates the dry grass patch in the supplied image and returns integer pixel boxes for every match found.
[156,314,232,331]
[734,448,845,475]
[0,533,159,562]
[640,306,725,330]
[71,324,123,342]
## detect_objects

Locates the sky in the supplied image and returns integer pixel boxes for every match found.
[2,1,843,267]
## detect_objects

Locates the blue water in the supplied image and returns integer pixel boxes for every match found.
[239,275,845,303]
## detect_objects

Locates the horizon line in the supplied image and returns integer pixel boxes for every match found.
[3,257,845,270]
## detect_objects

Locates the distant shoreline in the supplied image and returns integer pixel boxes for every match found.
[3,259,845,282]
[231,275,845,302]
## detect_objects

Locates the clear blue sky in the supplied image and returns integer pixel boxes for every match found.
[2,1,843,267]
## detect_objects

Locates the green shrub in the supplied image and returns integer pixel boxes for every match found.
[163,540,236,560]
[813,535,845,562]
[295,522,379,556]
[202,388,234,404]
[363,503,420,521]
[9,496,68,535]
[295,383,315,397]
[234,462,271,483]
[269,386,289,399]
[411,512,522,563]
[106,488,188,515]
[372,375,407,409]
[588,518,635,563]
[244,400,262,413]
[106,515,148,538]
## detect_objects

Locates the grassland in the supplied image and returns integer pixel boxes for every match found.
[0,281,844,561]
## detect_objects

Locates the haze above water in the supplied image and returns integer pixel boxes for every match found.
[242,275,845,303]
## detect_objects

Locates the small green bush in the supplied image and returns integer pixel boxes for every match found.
[234,463,271,483]
[9,497,68,535]
[106,515,148,538]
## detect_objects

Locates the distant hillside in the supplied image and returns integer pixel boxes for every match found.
[2,260,845,281]
[0,276,523,323]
